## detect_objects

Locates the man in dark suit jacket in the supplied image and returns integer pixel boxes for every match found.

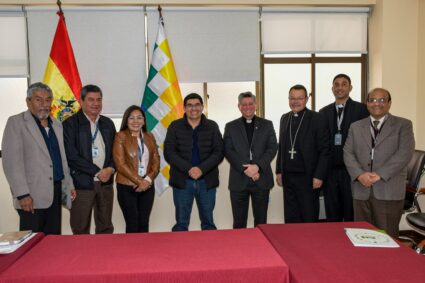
[319,74,369,222]
[63,84,116,234]
[344,88,414,238]
[276,84,330,223]
[224,92,277,228]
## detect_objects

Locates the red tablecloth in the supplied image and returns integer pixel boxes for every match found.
[0,228,288,283]
[0,233,44,275]
[258,222,425,283]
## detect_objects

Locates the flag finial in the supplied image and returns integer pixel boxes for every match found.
[56,0,63,15]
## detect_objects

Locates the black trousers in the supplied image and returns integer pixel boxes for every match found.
[323,167,354,222]
[117,183,155,233]
[18,181,62,235]
[283,172,320,223]
[230,185,270,229]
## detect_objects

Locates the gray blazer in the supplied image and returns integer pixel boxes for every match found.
[224,116,277,191]
[2,110,74,209]
[343,114,414,201]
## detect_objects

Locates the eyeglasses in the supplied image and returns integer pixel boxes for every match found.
[185,103,203,110]
[288,97,306,102]
[367,98,388,104]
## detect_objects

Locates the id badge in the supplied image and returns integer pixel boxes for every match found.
[92,146,99,158]
[334,133,342,146]
[138,166,145,177]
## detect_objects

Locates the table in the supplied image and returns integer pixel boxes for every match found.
[0,228,288,283]
[258,222,425,283]
[0,233,44,275]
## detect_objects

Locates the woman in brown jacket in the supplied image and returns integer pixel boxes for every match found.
[113,105,160,233]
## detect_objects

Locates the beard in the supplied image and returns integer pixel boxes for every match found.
[36,110,50,120]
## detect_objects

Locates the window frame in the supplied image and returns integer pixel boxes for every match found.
[259,53,367,114]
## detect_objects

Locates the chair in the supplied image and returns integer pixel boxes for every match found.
[404,150,425,211]
[399,150,425,254]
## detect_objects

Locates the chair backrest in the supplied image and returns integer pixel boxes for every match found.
[406,150,425,190]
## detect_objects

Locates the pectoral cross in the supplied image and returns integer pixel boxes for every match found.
[288,148,297,159]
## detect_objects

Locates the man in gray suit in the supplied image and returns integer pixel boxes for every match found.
[2,82,75,234]
[344,88,414,238]
[224,91,277,228]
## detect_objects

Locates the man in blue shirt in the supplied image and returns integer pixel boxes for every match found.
[2,82,75,234]
[164,93,224,231]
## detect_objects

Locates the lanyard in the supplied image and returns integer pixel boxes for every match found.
[137,135,145,162]
[91,123,99,145]
[336,105,344,132]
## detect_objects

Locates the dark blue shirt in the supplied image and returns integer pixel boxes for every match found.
[191,125,201,166]
[33,115,64,182]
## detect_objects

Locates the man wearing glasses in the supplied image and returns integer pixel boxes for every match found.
[164,93,224,231]
[344,88,414,238]
[276,84,330,223]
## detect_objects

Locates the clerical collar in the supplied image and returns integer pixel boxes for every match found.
[292,108,306,118]
[243,115,256,124]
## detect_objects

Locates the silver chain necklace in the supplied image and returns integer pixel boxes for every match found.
[288,111,306,159]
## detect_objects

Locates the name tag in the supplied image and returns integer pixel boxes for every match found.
[334,133,342,146]
[92,146,99,158]
[138,165,145,177]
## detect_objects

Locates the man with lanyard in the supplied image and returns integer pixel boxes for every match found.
[344,88,414,238]
[63,84,116,234]
[276,84,330,223]
[2,82,75,234]
[224,91,277,228]
[319,74,369,222]
[164,93,224,231]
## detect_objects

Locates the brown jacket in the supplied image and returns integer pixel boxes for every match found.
[113,129,160,187]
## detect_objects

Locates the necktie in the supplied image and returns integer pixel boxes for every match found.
[337,106,344,118]
[373,120,380,130]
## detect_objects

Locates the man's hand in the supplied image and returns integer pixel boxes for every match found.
[97,167,114,183]
[188,167,203,180]
[252,173,260,182]
[243,164,259,178]
[357,172,379,188]
[312,178,323,189]
[71,189,77,201]
[19,196,34,213]
[276,173,283,187]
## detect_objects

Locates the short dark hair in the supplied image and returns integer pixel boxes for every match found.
[333,74,352,85]
[289,84,308,97]
[238,91,256,104]
[184,93,203,106]
[81,84,103,101]
[366,88,392,102]
[120,105,147,133]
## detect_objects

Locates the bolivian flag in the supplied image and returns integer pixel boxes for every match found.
[43,11,82,121]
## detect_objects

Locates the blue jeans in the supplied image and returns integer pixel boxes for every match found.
[172,179,217,231]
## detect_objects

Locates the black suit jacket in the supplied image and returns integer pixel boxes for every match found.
[63,110,116,190]
[319,97,369,168]
[224,116,277,191]
[276,109,330,180]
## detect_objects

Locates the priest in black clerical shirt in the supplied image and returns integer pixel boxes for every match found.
[224,91,277,228]
[276,84,330,223]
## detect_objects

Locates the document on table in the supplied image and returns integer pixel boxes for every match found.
[0,232,36,254]
[345,228,399,248]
